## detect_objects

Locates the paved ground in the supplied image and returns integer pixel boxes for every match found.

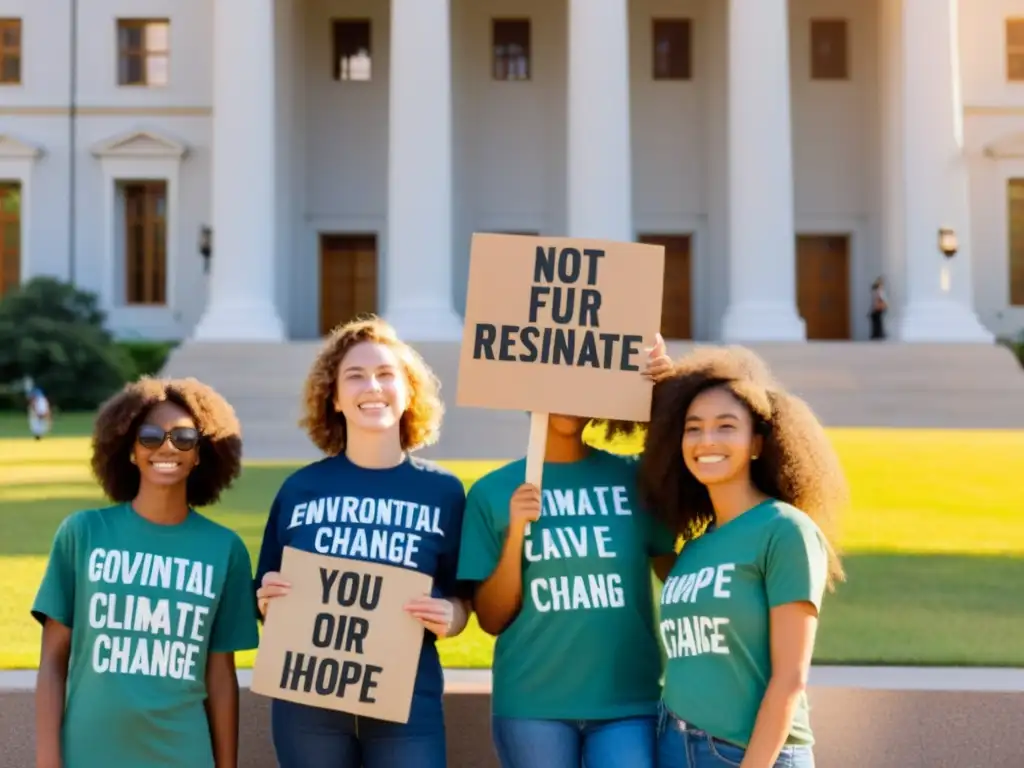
[4,669,1023,767]
[4,666,1023,693]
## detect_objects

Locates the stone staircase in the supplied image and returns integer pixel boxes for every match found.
[161,340,1024,461]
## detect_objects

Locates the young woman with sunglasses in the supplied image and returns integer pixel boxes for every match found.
[456,336,678,768]
[255,316,470,768]
[33,377,259,768]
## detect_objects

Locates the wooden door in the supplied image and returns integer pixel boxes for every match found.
[319,233,378,336]
[796,235,850,340]
[0,182,21,299]
[640,233,692,340]
[122,181,167,305]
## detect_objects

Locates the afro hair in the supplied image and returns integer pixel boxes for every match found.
[90,376,243,508]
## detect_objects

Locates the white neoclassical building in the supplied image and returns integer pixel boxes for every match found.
[2,0,1024,343]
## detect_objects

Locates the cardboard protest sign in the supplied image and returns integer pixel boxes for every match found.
[251,547,432,724]
[456,233,665,487]
[457,233,665,423]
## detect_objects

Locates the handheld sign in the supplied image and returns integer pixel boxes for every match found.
[456,233,665,491]
[251,547,432,724]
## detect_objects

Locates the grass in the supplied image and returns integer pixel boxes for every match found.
[2,412,1023,670]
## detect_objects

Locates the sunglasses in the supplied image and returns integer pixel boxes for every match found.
[136,424,200,452]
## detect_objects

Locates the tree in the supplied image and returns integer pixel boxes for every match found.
[0,278,133,410]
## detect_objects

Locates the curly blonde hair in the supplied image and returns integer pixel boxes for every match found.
[300,315,444,455]
[91,377,242,507]
[638,346,848,589]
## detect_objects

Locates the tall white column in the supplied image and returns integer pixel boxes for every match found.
[384,0,463,341]
[895,0,992,341]
[566,0,632,240]
[193,0,285,341]
[720,0,805,342]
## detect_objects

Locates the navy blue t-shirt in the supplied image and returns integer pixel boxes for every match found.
[255,453,468,699]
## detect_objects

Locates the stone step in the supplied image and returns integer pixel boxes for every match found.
[162,341,1024,460]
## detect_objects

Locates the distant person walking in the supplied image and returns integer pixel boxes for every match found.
[27,387,52,440]
[869,277,888,340]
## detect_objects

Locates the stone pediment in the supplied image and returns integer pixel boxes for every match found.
[0,134,43,159]
[983,131,1024,159]
[92,129,188,159]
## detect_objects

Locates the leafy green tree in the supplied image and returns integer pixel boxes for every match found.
[0,277,133,410]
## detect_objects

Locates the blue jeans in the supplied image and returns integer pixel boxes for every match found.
[657,706,814,768]
[270,694,446,768]
[492,714,657,768]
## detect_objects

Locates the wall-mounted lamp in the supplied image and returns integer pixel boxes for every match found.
[198,225,213,274]
[938,227,958,259]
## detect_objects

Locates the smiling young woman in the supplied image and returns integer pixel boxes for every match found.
[254,315,470,768]
[638,346,848,768]
[32,377,258,768]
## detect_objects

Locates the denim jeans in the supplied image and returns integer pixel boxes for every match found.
[270,694,446,768]
[657,705,815,768]
[492,714,657,768]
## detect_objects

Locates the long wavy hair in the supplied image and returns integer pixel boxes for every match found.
[638,346,848,589]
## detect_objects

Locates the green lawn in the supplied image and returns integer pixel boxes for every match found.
[2,412,1023,669]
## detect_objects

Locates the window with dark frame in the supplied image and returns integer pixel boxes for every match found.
[1007,19,1024,81]
[121,181,168,306]
[0,19,22,85]
[810,19,849,80]
[117,19,170,86]
[333,19,371,81]
[652,19,691,81]
[493,19,530,81]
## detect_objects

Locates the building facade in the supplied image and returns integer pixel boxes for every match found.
[1,0,1023,343]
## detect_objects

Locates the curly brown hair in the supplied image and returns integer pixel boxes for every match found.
[91,377,243,508]
[300,315,444,455]
[638,346,847,588]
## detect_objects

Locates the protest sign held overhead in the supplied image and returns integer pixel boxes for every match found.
[251,547,432,724]
[457,233,665,424]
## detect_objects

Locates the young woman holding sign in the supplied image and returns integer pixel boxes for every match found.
[456,336,677,768]
[255,316,470,768]
[638,347,847,768]
[33,377,259,768]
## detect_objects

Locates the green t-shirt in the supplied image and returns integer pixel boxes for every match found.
[31,504,261,768]
[457,449,677,720]
[659,499,828,748]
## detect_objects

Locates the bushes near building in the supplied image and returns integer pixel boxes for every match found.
[0,277,177,411]
[999,332,1024,368]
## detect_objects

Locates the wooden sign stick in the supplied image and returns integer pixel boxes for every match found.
[524,412,548,536]
[525,412,548,488]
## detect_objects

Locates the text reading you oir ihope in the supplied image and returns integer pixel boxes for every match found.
[472,245,645,370]
[277,568,387,704]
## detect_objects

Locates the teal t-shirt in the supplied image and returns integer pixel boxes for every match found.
[31,504,261,768]
[457,450,677,720]
[659,499,829,748]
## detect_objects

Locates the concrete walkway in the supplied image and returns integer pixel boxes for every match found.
[3,666,1023,693]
